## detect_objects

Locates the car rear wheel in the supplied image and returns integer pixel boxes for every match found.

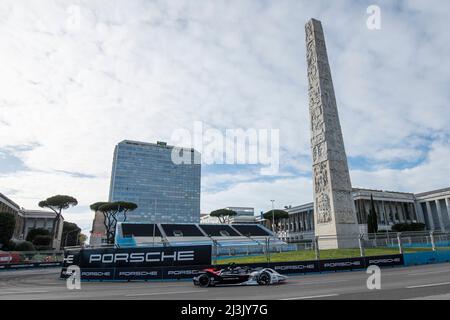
[257,271,271,285]
[197,274,212,287]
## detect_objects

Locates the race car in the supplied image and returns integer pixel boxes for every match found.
[193,264,287,287]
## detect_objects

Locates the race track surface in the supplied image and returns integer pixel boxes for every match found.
[1,263,450,300]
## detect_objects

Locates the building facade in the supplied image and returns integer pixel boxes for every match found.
[108,140,201,224]
[415,188,450,232]
[0,193,64,250]
[20,210,64,250]
[200,207,257,224]
[0,193,24,241]
[352,189,418,234]
[89,210,107,246]
[268,187,449,242]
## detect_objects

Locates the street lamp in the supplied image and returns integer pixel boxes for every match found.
[270,200,275,232]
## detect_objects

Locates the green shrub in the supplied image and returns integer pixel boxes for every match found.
[2,240,17,251]
[32,235,53,248]
[0,211,16,247]
[15,241,35,252]
[391,223,426,232]
[26,228,50,242]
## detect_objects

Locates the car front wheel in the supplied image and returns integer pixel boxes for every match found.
[257,271,271,285]
[197,274,212,287]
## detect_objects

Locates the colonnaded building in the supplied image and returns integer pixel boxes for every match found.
[270,187,450,242]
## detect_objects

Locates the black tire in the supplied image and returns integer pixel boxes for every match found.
[257,271,271,285]
[197,274,212,288]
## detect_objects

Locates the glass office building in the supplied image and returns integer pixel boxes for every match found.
[108,140,201,223]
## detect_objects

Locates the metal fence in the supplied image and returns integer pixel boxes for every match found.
[213,231,450,264]
[3,231,447,267]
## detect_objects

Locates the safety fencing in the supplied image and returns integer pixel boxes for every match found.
[213,231,450,265]
[4,231,450,277]
[58,231,450,281]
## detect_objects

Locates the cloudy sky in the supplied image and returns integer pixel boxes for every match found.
[1,0,449,237]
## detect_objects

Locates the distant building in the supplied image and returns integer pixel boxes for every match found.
[0,193,64,250]
[200,207,256,224]
[89,211,106,246]
[199,213,213,223]
[415,188,450,232]
[20,210,64,250]
[108,140,201,224]
[263,187,450,242]
[227,207,255,217]
[0,193,23,240]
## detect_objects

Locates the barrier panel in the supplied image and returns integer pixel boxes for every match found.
[61,245,212,279]
[0,250,64,270]
[61,246,404,281]
[403,251,450,266]
[0,261,62,270]
[365,255,403,267]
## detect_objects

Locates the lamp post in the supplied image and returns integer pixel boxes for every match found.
[153,199,157,247]
[270,200,275,232]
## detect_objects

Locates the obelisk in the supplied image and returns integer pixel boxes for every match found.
[305,19,360,248]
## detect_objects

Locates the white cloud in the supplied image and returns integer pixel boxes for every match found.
[203,176,313,215]
[351,139,450,193]
[0,1,449,231]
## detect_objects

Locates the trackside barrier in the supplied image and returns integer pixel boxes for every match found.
[403,250,450,266]
[60,253,404,281]
[0,262,62,270]
[0,250,64,270]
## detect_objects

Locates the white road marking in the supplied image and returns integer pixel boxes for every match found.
[288,279,348,286]
[125,289,207,297]
[407,293,450,300]
[406,282,450,289]
[281,293,339,300]
[0,290,49,295]
[407,269,450,276]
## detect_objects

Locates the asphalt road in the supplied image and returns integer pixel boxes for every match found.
[1,263,450,300]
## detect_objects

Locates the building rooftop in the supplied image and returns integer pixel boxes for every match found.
[22,209,62,220]
[119,140,197,152]
[0,192,21,210]
[415,187,450,198]
[284,202,314,212]
[352,187,414,196]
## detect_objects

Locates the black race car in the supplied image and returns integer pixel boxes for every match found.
[193,264,287,287]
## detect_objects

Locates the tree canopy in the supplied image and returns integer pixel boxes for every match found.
[367,194,379,234]
[262,209,289,221]
[263,209,289,232]
[90,202,109,212]
[38,195,78,212]
[26,228,50,242]
[98,201,137,214]
[38,195,78,242]
[78,233,87,246]
[90,201,138,244]
[210,209,237,223]
[0,212,16,248]
[61,221,82,247]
